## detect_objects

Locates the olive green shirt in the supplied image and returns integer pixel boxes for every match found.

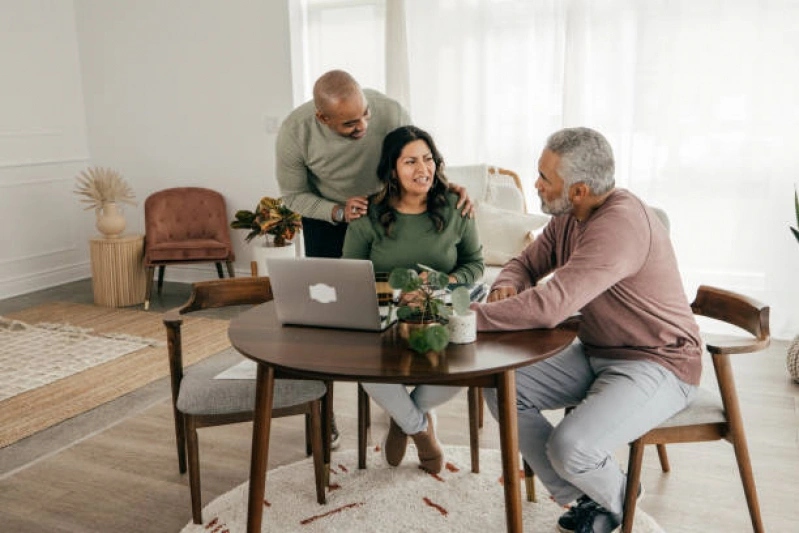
[342,193,484,284]
[275,89,411,223]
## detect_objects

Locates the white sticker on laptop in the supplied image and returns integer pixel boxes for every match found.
[309,283,337,304]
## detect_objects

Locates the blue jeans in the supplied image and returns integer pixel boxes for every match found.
[361,383,462,435]
[484,341,696,515]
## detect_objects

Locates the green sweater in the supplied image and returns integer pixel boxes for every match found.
[275,89,411,223]
[342,193,485,284]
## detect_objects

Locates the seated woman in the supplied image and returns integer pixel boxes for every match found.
[342,125,484,473]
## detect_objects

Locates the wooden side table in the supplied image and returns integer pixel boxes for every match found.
[90,234,146,307]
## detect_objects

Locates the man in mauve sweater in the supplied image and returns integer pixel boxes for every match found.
[474,128,702,533]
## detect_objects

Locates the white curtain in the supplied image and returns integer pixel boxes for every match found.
[391,0,799,339]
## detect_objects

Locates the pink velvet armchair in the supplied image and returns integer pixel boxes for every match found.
[143,187,235,309]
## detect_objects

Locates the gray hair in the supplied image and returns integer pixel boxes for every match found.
[545,127,615,195]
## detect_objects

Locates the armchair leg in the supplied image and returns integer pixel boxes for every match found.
[226,260,235,278]
[144,266,155,310]
[215,262,224,278]
[157,266,166,295]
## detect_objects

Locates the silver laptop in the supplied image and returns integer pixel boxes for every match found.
[267,257,395,332]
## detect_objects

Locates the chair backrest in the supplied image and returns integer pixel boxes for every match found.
[446,164,527,213]
[178,277,273,315]
[690,285,771,354]
[144,187,233,257]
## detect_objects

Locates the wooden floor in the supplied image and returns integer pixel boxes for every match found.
[1,280,798,532]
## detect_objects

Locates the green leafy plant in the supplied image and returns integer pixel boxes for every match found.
[230,197,301,246]
[792,186,799,245]
[388,264,471,354]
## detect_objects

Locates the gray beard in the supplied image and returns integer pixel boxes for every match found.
[540,189,572,216]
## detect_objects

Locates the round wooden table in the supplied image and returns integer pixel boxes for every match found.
[229,302,577,533]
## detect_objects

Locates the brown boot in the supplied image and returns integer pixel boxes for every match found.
[410,413,443,474]
[383,417,408,467]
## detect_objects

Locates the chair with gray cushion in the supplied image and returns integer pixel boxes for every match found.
[621,285,769,532]
[163,277,328,524]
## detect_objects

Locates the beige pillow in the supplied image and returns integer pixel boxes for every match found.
[475,202,549,266]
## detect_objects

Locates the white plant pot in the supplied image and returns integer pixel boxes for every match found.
[447,311,477,344]
[252,240,297,276]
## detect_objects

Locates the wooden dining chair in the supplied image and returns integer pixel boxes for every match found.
[164,276,328,524]
[621,285,769,532]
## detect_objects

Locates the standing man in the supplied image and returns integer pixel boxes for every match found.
[276,70,411,258]
[473,127,701,532]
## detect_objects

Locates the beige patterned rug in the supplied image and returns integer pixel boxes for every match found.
[181,445,664,533]
[0,302,231,448]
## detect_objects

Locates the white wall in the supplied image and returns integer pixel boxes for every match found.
[74,0,295,281]
[0,0,94,298]
[0,0,295,300]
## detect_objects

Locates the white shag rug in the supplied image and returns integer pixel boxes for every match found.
[181,445,664,533]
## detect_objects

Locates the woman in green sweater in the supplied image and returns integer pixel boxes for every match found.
[342,125,484,474]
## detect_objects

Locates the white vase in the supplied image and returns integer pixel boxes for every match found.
[252,239,297,276]
[95,202,126,238]
[447,311,477,344]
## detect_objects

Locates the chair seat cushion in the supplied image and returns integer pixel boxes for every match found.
[147,239,230,263]
[177,361,326,416]
[657,387,725,428]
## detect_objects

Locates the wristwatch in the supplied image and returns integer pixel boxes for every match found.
[333,205,345,223]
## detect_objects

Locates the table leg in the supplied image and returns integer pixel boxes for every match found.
[246,364,275,533]
[496,370,522,533]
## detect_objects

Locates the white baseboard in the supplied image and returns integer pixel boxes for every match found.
[0,262,91,300]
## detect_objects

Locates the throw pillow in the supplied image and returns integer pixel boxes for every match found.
[475,202,549,266]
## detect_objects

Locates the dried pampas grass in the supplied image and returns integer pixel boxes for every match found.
[74,167,137,211]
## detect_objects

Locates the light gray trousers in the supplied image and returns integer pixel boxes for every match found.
[484,341,696,515]
[361,383,462,435]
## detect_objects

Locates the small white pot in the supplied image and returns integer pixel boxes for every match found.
[252,240,296,275]
[447,311,477,344]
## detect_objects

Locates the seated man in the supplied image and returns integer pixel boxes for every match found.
[472,127,701,533]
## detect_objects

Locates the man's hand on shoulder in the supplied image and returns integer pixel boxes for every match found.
[343,196,369,223]
[448,183,474,218]
[487,286,517,303]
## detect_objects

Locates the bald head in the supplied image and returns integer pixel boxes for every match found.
[313,70,371,140]
[313,70,362,114]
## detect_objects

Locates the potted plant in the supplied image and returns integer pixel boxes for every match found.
[387,264,471,354]
[230,196,301,247]
[73,166,136,238]
[230,196,302,275]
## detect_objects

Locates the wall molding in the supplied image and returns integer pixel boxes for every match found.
[0,261,91,300]
[0,156,90,171]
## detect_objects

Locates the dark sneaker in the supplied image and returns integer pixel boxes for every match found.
[330,415,341,450]
[557,485,642,533]
[557,496,598,533]
[574,507,621,533]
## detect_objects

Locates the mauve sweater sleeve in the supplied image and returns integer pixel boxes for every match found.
[473,206,648,331]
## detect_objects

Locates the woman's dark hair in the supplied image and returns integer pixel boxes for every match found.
[371,125,450,237]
